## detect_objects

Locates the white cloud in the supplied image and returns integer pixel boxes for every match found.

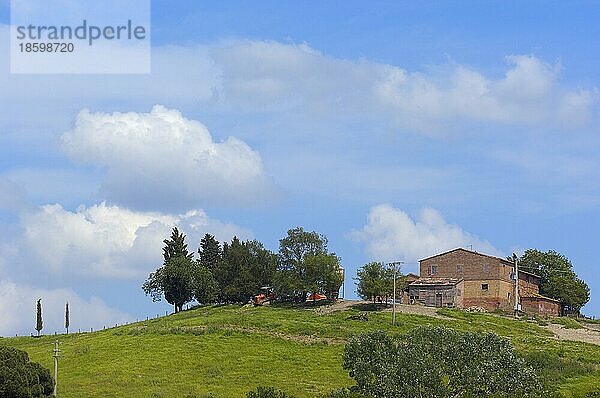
[1,24,593,139]
[9,202,251,280]
[0,279,131,336]
[210,42,595,132]
[61,106,274,211]
[351,204,503,264]
[376,55,593,131]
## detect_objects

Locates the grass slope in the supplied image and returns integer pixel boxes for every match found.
[1,303,599,397]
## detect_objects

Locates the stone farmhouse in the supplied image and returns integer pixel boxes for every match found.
[407,248,560,317]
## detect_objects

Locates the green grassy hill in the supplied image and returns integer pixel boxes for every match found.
[1,303,599,397]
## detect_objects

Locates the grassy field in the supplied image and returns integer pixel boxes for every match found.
[1,302,599,397]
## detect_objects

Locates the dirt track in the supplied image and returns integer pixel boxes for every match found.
[546,323,600,346]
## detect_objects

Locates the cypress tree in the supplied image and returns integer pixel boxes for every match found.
[65,302,70,334]
[36,299,43,336]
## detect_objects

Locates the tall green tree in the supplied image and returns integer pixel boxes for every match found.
[355,262,388,303]
[304,253,344,302]
[276,227,331,299]
[214,238,277,303]
[162,227,193,263]
[35,299,42,337]
[517,249,590,314]
[192,264,218,304]
[198,233,222,271]
[143,227,197,313]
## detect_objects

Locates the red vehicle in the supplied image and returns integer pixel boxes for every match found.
[253,286,276,306]
[306,292,327,302]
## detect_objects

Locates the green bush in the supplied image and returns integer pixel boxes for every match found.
[246,386,296,398]
[0,346,54,398]
[321,388,372,398]
[343,326,542,398]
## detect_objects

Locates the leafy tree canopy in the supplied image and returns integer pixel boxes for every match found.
[143,227,197,313]
[343,327,541,398]
[355,262,403,303]
[0,346,53,398]
[276,227,342,300]
[517,249,590,313]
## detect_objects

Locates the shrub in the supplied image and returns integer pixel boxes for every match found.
[0,346,53,398]
[343,326,541,398]
[321,388,372,398]
[246,386,296,398]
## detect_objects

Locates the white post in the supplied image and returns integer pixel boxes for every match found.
[514,255,519,316]
[393,264,397,325]
[388,261,404,325]
[53,340,59,397]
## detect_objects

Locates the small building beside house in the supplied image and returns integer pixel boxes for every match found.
[409,248,560,316]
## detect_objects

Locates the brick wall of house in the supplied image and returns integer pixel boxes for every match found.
[419,249,543,312]
[420,249,513,282]
[521,297,560,317]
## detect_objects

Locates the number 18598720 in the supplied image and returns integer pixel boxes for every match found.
[19,42,74,53]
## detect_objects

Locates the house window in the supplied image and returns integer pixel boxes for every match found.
[481,283,489,291]
[507,292,511,299]
[456,264,463,274]
[428,265,438,275]
[482,264,489,273]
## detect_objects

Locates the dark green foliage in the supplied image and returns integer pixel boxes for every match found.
[65,302,69,334]
[162,227,194,263]
[517,249,590,314]
[143,228,198,313]
[215,238,277,303]
[246,386,296,398]
[304,253,343,301]
[162,257,196,313]
[321,389,372,398]
[143,260,194,313]
[198,233,222,272]
[276,227,328,298]
[276,227,342,301]
[354,262,405,304]
[0,346,53,397]
[343,327,541,398]
[35,300,42,337]
[192,265,218,304]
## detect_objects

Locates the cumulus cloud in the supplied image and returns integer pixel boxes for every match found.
[0,279,131,336]
[61,106,273,211]
[9,202,251,280]
[351,204,503,264]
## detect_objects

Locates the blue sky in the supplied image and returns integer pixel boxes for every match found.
[1,1,599,335]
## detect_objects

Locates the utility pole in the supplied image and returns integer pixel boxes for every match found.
[513,254,519,317]
[53,340,59,397]
[388,261,404,325]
